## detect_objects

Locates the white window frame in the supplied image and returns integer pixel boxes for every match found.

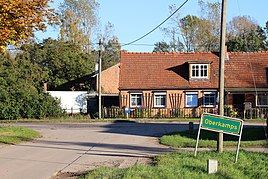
[130,93,142,108]
[203,92,216,107]
[185,92,198,107]
[154,92,167,108]
[256,94,268,107]
[191,64,208,79]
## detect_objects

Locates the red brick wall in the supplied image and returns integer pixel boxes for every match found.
[120,89,218,109]
[101,64,120,94]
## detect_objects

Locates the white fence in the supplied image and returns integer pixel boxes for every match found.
[48,91,88,114]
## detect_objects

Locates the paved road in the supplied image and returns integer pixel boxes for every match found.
[0,122,192,179]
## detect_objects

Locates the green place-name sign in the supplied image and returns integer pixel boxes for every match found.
[201,114,242,135]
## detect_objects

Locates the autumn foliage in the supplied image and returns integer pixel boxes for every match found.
[0,0,58,50]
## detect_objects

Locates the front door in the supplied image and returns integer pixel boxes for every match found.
[233,94,245,111]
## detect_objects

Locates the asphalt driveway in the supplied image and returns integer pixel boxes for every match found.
[0,122,190,179]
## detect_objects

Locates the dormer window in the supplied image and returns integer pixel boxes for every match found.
[188,61,211,79]
[192,64,208,78]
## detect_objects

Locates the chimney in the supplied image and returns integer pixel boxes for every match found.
[224,45,229,60]
[43,83,48,93]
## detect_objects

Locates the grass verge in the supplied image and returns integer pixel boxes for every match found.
[0,126,40,144]
[160,127,268,148]
[81,150,268,179]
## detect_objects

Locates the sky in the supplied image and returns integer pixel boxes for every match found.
[35,0,268,52]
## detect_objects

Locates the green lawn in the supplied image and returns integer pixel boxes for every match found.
[0,126,40,144]
[160,127,268,148]
[82,150,268,179]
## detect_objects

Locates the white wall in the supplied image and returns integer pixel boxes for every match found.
[48,91,88,113]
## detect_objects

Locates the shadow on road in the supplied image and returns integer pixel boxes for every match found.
[100,122,197,137]
[16,139,176,158]
[3,122,195,159]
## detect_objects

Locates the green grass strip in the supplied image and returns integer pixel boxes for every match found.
[82,151,268,179]
[0,126,40,145]
[160,128,268,148]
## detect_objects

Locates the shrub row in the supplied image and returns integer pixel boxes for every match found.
[0,86,63,120]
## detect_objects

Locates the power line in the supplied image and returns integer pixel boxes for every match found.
[122,0,189,47]
[121,43,155,47]
[235,0,268,140]
[91,42,155,47]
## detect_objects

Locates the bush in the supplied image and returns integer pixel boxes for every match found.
[0,83,63,120]
[38,93,64,118]
[0,51,64,120]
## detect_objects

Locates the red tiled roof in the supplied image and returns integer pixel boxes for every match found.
[119,51,268,90]
[225,52,268,88]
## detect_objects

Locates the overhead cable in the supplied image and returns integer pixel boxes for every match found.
[122,0,189,47]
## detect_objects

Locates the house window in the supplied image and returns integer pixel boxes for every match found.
[185,92,198,107]
[256,94,268,107]
[154,92,166,108]
[191,64,208,78]
[203,92,216,107]
[130,93,142,108]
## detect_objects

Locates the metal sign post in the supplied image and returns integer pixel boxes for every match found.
[194,118,203,157]
[235,121,244,163]
[194,113,244,163]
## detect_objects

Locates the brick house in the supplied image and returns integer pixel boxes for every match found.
[99,63,120,107]
[87,63,120,114]
[46,64,120,115]
[118,51,268,118]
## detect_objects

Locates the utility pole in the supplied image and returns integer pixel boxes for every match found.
[218,0,227,153]
[98,39,102,119]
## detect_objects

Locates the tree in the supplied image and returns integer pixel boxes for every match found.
[161,4,181,52]
[0,51,63,119]
[0,0,58,51]
[265,21,268,48]
[162,1,267,52]
[179,15,201,52]
[265,21,268,35]
[97,22,121,70]
[17,39,95,89]
[227,16,258,37]
[153,41,172,52]
[162,1,221,52]
[59,0,99,52]
[102,37,121,70]
[227,27,267,52]
[197,0,221,51]
[226,16,268,52]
